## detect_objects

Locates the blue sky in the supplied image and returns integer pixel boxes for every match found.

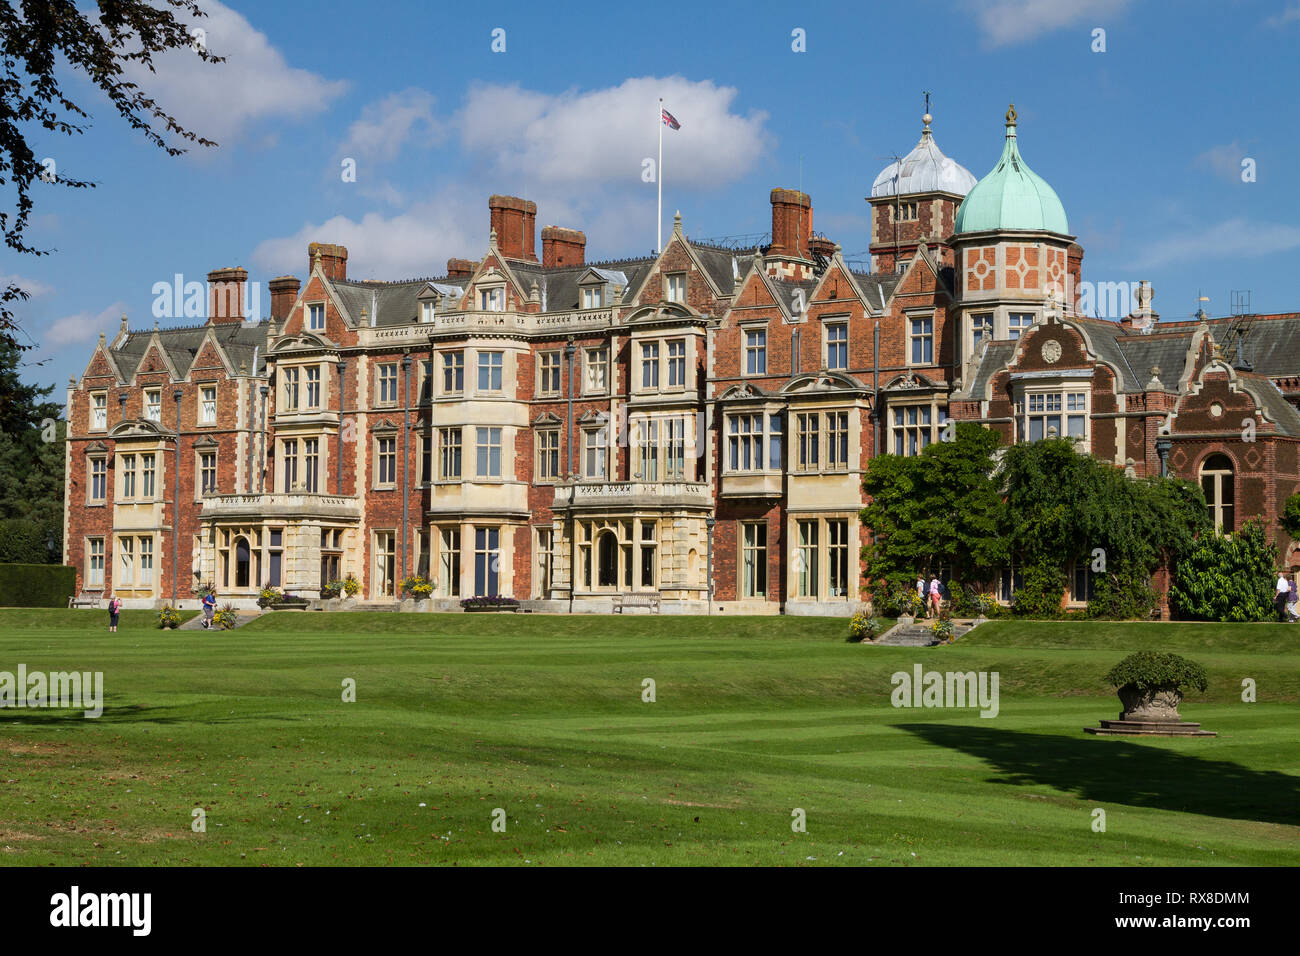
[7,0,1300,394]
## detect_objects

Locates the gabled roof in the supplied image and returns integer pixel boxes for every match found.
[107,321,271,380]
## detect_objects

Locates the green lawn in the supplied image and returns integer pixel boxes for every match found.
[1,609,1297,866]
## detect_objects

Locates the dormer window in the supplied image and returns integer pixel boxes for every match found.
[479,287,505,312]
[420,301,436,323]
[665,273,686,304]
[308,303,325,331]
[582,285,604,309]
[144,389,161,423]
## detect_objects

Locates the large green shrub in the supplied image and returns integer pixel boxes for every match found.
[0,562,75,606]
[1169,518,1277,621]
[1104,651,1209,693]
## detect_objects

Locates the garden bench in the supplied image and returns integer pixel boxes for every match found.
[613,592,661,613]
[68,592,103,609]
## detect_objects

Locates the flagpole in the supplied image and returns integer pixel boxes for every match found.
[657,97,663,255]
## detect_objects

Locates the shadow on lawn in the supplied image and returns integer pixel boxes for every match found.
[0,703,306,726]
[899,723,1300,827]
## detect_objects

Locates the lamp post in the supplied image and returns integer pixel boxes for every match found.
[1155,435,1172,478]
[705,514,716,616]
[172,389,183,605]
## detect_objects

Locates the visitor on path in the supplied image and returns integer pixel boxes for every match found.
[1276,572,1290,622]
[202,591,217,629]
[108,595,122,633]
[1287,579,1299,624]
[916,574,926,615]
[929,575,942,618]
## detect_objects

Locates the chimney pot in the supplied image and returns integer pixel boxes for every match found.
[541,225,587,268]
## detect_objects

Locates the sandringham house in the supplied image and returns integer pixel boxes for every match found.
[63,107,1300,613]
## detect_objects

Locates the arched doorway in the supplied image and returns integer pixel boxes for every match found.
[597,531,618,588]
[1199,453,1235,532]
[234,536,251,588]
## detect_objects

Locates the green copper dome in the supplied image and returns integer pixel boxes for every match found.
[954,105,1069,235]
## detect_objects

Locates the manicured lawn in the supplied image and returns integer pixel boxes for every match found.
[0,609,1296,866]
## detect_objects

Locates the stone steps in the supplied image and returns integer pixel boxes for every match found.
[870,618,980,647]
[350,602,400,613]
[179,609,264,630]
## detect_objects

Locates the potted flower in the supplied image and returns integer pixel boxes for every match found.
[212,602,240,630]
[341,575,361,598]
[931,613,955,643]
[848,611,876,643]
[1103,651,1209,722]
[401,575,433,599]
[193,581,216,602]
[321,581,342,599]
[157,605,182,629]
[257,586,284,609]
[460,595,521,613]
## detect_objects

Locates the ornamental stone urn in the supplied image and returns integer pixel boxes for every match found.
[1085,651,1215,737]
[1116,683,1184,722]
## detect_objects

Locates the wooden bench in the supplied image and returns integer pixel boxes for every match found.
[68,592,103,609]
[613,592,661,613]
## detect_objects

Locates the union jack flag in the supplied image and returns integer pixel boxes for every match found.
[661,108,680,130]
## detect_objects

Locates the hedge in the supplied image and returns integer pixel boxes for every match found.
[0,563,76,607]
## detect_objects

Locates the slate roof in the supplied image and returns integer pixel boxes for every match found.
[333,278,470,328]
[111,321,271,379]
[967,341,1016,398]
[848,271,902,311]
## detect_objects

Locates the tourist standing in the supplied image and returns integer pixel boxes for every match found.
[929,575,942,618]
[916,574,926,616]
[1287,579,1299,624]
[108,594,121,633]
[1276,572,1290,622]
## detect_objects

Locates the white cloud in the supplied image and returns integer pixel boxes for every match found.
[456,76,770,188]
[0,274,54,298]
[1195,141,1249,182]
[44,302,128,351]
[252,193,483,281]
[121,0,348,147]
[1140,218,1300,267]
[1266,3,1300,27]
[339,88,444,164]
[965,0,1131,47]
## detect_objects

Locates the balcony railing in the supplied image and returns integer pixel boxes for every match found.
[201,492,362,520]
[553,480,711,510]
[356,308,619,345]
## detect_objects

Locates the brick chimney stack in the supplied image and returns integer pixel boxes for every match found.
[269,276,300,322]
[446,258,478,279]
[769,188,813,260]
[206,267,247,324]
[541,226,586,268]
[489,195,538,262]
[308,242,348,281]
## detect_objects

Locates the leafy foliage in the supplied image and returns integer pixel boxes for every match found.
[1281,492,1300,540]
[999,439,1210,619]
[211,602,239,630]
[861,423,1007,596]
[401,575,433,598]
[1,0,221,346]
[861,431,1211,620]
[1104,651,1209,693]
[157,605,182,629]
[847,612,876,642]
[0,340,64,561]
[1168,518,1278,622]
[341,574,361,597]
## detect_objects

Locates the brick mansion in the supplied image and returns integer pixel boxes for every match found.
[62,105,1300,612]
